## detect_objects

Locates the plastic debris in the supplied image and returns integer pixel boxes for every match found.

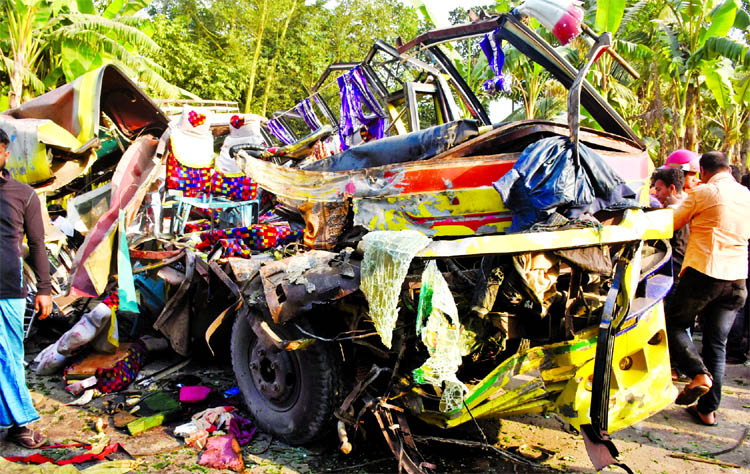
[515,0,584,45]
[116,209,139,315]
[65,389,100,407]
[127,414,164,435]
[223,387,240,398]
[179,386,212,403]
[0,458,137,473]
[143,391,180,413]
[412,261,470,412]
[493,136,631,232]
[185,429,209,450]
[360,230,431,348]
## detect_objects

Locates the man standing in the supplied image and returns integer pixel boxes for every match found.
[668,151,750,426]
[652,167,689,276]
[0,128,52,447]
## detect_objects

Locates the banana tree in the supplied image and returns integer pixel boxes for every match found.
[586,1,654,118]
[651,0,744,151]
[0,0,52,107]
[701,61,750,163]
[502,46,568,120]
[0,0,178,108]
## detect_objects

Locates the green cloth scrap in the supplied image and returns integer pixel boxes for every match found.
[117,209,139,313]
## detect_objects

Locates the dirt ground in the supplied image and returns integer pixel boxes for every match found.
[0,344,748,473]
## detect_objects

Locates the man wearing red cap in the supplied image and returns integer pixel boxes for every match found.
[663,149,701,192]
[668,151,750,426]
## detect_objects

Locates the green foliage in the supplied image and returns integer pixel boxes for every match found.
[147,0,420,115]
[596,0,627,33]
[702,60,734,109]
[0,0,179,106]
[701,0,739,46]
[694,36,750,68]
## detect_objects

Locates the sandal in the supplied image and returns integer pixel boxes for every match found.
[675,374,711,406]
[686,405,717,426]
[9,426,47,449]
[675,384,710,405]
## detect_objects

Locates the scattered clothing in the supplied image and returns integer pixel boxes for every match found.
[3,443,121,465]
[92,340,148,393]
[198,435,244,472]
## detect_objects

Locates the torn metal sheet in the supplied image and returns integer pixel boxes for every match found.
[417,209,673,258]
[240,122,649,204]
[67,183,112,234]
[372,398,428,474]
[260,250,361,324]
[204,261,245,354]
[240,150,516,203]
[153,250,197,356]
[418,258,674,432]
[0,114,92,186]
[5,65,167,143]
[353,187,511,236]
[68,135,161,297]
[226,258,264,282]
[2,65,167,186]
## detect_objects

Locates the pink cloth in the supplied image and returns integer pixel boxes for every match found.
[198,435,244,472]
[179,385,212,403]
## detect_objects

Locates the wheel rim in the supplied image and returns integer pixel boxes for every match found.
[248,343,301,411]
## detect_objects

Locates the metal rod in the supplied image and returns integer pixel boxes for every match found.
[581,24,640,80]
[568,32,612,168]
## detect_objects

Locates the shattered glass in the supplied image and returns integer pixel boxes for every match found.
[360,230,430,348]
[412,261,471,412]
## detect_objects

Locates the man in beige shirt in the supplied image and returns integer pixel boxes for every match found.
[668,151,750,426]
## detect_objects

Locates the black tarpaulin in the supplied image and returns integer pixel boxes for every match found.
[493,136,637,233]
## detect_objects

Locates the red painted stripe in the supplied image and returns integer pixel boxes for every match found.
[381,154,647,195]
[430,215,512,233]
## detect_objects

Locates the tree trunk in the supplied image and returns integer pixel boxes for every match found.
[244,0,269,114]
[261,0,298,116]
[684,82,699,151]
[8,16,29,109]
[655,69,665,160]
[9,60,24,109]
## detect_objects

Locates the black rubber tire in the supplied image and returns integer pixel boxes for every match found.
[230,313,340,444]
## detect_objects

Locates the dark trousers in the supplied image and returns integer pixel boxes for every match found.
[666,267,747,413]
[727,271,750,361]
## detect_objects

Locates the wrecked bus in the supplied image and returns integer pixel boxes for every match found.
[2,6,675,473]
[226,11,675,473]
